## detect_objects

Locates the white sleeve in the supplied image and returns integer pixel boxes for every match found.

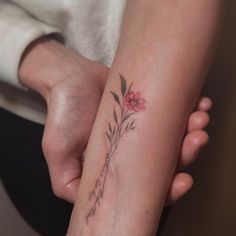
[0,1,63,89]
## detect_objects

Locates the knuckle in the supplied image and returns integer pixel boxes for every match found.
[52,182,66,199]
[42,134,51,154]
[42,133,68,158]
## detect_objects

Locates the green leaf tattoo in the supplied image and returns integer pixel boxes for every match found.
[110,91,121,105]
[120,74,127,97]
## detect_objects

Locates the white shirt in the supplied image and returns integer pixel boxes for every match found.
[0,0,127,123]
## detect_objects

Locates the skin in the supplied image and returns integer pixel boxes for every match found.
[65,0,222,235]
[18,37,212,207]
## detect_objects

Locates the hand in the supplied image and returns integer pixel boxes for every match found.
[166,96,212,205]
[19,36,109,203]
[19,37,212,204]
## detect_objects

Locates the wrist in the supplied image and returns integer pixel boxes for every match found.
[19,36,109,103]
[19,36,71,98]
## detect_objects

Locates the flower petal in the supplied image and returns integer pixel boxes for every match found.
[134,92,141,100]
[136,103,145,111]
[138,98,146,105]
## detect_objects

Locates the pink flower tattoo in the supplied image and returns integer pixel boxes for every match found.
[86,74,146,224]
[124,92,146,112]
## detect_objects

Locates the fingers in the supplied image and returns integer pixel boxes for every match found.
[47,158,81,204]
[169,97,211,205]
[165,173,193,206]
[42,133,82,203]
[196,97,213,111]
[178,130,209,170]
[188,110,210,132]
[188,97,211,133]
[178,98,211,170]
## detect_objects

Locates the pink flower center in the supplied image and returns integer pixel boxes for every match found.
[130,100,137,106]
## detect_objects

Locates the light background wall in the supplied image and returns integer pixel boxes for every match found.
[0,1,235,236]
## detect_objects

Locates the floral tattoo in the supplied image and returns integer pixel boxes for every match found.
[86,74,146,224]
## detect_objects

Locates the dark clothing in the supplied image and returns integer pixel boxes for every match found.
[0,107,170,236]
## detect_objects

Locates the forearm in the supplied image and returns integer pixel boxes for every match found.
[68,0,222,235]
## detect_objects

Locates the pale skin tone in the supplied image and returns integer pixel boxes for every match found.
[63,0,222,235]
[18,1,220,234]
[19,38,211,206]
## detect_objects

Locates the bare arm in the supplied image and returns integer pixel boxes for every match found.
[67,0,222,235]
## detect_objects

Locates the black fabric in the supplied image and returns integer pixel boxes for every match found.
[0,108,72,236]
[0,107,170,236]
